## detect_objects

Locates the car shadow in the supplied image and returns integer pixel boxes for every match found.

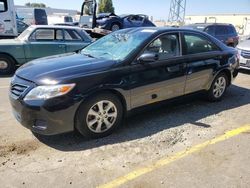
[35,84,250,152]
[239,69,250,75]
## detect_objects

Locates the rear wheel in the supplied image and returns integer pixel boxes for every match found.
[75,93,123,138]
[111,23,120,31]
[207,73,229,102]
[0,54,16,75]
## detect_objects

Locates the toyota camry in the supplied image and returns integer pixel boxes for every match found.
[9,27,239,138]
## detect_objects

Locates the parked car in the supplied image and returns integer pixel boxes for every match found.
[0,25,92,74]
[9,28,239,138]
[96,13,156,31]
[237,38,250,70]
[185,23,239,47]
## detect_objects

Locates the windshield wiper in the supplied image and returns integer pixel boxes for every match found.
[82,53,95,58]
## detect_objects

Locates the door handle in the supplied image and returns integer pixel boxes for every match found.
[58,45,65,48]
[166,65,180,73]
[4,20,11,22]
[187,69,193,75]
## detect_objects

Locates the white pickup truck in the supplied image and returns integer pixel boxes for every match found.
[0,0,18,39]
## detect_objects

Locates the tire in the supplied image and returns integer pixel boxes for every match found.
[0,54,16,75]
[110,23,120,31]
[75,93,123,138]
[207,73,229,102]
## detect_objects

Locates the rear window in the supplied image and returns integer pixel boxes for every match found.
[64,16,73,23]
[228,26,237,34]
[0,0,7,12]
[215,26,229,35]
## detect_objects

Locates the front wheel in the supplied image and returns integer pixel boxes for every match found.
[75,93,123,138]
[207,73,229,102]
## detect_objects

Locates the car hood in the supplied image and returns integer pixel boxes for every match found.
[0,39,23,45]
[237,40,250,51]
[16,53,117,85]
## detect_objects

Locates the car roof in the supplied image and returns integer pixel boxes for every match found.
[118,27,228,51]
[187,23,234,27]
[120,26,207,34]
[29,25,81,30]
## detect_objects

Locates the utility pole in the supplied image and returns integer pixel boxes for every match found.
[168,0,186,26]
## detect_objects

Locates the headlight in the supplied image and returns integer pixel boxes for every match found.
[24,84,76,101]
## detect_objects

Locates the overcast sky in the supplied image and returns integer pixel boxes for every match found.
[15,0,250,20]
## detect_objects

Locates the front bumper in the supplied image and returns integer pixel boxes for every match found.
[9,76,81,135]
[239,55,250,70]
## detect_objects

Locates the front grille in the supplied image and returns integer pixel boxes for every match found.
[10,84,29,99]
[241,50,250,59]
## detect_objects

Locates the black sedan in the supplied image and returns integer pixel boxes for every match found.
[9,28,239,138]
[96,13,156,31]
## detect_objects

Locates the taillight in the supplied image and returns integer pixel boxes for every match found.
[227,37,234,43]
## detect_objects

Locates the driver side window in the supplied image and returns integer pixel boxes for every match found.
[145,34,180,60]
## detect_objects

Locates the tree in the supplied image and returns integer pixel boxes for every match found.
[25,2,46,8]
[98,0,115,13]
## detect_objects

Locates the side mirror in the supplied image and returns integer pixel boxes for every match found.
[138,53,159,63]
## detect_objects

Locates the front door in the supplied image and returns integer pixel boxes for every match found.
[24,28,66,61]
[129,33,187,109]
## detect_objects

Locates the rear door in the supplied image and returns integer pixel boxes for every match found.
[24,28,66,61]
[0,0,17,37]
[129,32,187,108]
[64,29,89,52]
[182,32,222,94]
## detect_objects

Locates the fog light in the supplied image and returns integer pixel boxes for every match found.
[33,120,47,131]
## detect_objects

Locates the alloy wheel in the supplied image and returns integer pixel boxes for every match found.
[213,76,226,98]
[86,100,118,133]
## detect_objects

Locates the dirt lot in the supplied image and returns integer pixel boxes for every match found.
[0,71,250,188]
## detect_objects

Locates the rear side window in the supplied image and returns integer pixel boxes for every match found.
[0,0,7,12]
[56,29,63,40]
[30,29,55,41]
[64,29,82,41]
[215,26,229,35]
[184,33,219,55]
[204,26,215,35]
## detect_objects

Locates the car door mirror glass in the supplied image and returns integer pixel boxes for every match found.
[138,53,159,63]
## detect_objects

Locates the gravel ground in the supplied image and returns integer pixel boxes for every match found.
[0,71,249,187]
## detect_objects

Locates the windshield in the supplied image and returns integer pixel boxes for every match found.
[18,27,33,40]
[81,29,155,61]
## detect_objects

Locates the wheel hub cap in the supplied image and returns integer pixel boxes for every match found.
[0,61,8,70]
[86,100,118,133]
[213,77,226,98]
